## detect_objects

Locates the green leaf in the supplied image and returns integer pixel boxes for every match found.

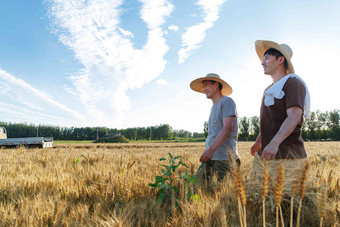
[190,176,197,183]
[186,190,192,199]
[179,161,188,168]
[149,152,198,206]
[154,175,164,184]
[161,164,169,168]
[148,183,157,187]
[193,194,200,202]
[172,165,179,172]
[164,168,172,176]
[157,193,166,204]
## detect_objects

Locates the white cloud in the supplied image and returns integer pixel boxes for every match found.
[168,25,179,31]
[156,79,168,85]
[47,0,174,127]
[0,68,85,124]
[178,0,226,63]
[118,27,134,37]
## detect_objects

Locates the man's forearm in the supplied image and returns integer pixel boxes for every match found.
[208,126,232,152]
[200,116,235,162]
[261,107,302,160]
[270,111,301,145]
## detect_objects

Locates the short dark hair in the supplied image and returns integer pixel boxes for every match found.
[210,80,223,91]
[264,48,288,69]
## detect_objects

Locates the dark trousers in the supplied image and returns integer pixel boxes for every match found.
[195,160,231,184]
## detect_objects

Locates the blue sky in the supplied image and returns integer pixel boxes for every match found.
[1,0,339,133]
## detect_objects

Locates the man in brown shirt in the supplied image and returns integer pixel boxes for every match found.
[249,40,310,186]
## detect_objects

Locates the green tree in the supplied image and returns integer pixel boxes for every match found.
[239,117,250,141]
[250,116,260,140]
[329,110,340,140]
[192,132,204,138]
[304,112,317,140]
[203,121,208,138]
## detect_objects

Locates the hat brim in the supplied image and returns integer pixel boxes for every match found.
[190,76,232,96]
[255,40,295,74]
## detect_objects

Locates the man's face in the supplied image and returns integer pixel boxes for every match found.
[262,54,282,75]
[202,80,218,99]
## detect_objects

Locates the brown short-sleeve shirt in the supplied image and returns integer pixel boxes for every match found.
[259,77,307,159]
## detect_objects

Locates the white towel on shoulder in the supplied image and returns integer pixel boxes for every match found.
[264,73,311,118]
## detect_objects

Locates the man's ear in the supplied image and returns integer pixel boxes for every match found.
[278,56,286,65]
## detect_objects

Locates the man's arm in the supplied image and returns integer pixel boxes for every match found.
[250,132,261,156]
[261,106,302,160]
[200,116,235,162]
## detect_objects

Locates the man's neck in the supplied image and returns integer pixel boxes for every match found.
[211,93,224,104]
[271,70,287,83]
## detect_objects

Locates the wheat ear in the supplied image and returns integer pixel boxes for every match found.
[319,185,327,227]
[274,165,284,227]
[240,175,247,227]
[234,165,244,227]
[262,160,268,227]
[297,160,310,227]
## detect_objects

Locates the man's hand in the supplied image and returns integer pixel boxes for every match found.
[250,133,261,156]
[250,141,260,156]
[200,149,214,162]
[261,141,279,160]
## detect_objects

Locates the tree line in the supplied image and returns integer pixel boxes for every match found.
[0,109,339,141]
[0,122,202,141]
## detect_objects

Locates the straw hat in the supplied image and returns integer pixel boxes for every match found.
[255,40,295,74]
[190,73,232,96]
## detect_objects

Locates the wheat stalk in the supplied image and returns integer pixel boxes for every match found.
[274,165,284,227]
[219,205,227,227]
[319,185,327,227]
[237,198,244,227]
[233,165,246,227]
[240,179,247,227]
[290,178,298,227]
[171,186,176,221]
[262,160,268,227]
[297,160,310,227]
[233,165,243,227]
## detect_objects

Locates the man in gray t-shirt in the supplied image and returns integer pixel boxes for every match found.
[190,73,239,183]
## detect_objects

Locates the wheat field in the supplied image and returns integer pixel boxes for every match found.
[0,142,339,226]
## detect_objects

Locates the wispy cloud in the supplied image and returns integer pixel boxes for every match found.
[178,0,226,63]
[0,68,85,124]
[156,79,168,85]
[168,25,179,31]
[118,27,134,37]
[46,0,174,127]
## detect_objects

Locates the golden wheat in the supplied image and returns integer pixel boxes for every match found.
[297,160,310,227]
[0,142,339,226]
[262,160,268,227]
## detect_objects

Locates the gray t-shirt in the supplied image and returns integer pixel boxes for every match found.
[205,96,238,160]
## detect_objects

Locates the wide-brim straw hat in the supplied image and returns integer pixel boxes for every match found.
[255,40,295,75]
[190,73,232,96]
